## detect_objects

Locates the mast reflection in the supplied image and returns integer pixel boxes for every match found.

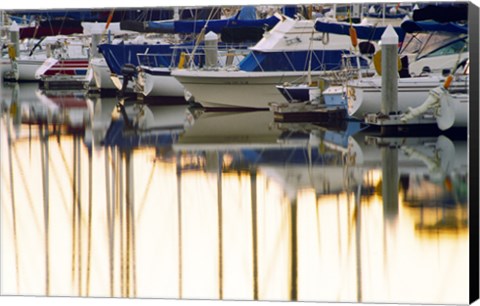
[0,90,469,304]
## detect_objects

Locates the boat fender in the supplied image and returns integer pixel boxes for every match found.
[373,50,402,76]
[443,75,453,89]
[178,52,186,69]
[436,90,455,131]
[7,44,16,60]
[349,26,358,49]
[321,32,329,45]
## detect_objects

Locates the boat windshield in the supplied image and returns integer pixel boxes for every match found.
[400,32,468,60]
[418,37,468,59]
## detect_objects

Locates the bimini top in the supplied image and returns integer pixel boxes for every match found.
[314,19,406,42]
[400,20,468,34]
[131,6,280,34]
[412,3,468,22]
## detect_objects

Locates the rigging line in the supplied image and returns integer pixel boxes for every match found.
[188,6,221,67]
[57,11,68,36]
[102,9,116,38]
[306,28,315,83]
[46,12,54,37]
[451,41,468,74]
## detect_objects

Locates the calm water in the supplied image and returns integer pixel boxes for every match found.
[0,82,469,304]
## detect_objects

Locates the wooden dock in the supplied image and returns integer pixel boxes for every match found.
[270,102,347,124]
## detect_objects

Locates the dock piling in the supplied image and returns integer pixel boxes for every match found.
[204,31,219,69]
[380,25,399,115]
[8,21,19,59]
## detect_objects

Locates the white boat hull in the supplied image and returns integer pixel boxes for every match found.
[142,67,185,98]
[1,58,45,81]
[91,57,118,90]
[172,70,324,109]
[347,75,468,118]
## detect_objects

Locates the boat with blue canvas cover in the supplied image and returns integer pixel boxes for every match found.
[95,7,277,94]
[171,13,387,109]
[138,40,249,99]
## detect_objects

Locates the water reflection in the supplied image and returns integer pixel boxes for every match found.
[0,83,469,304]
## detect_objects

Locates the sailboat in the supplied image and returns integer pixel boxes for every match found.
[172,14,377,109]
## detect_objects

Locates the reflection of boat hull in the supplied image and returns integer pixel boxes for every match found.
[32,90,93,129]
[260,164,361,198]
[348,134,468,173]
[102,103,188,147]
[175,110,283,148]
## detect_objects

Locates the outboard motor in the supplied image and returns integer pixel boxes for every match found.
[120,63,136,96]
[115,63,137,129]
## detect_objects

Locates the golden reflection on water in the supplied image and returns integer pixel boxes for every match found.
[0,113,469,304]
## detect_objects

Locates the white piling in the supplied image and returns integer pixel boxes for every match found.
[90,24,103,59]
[204,31,219,69]
[380,24,398,114]
[9,21,20,59]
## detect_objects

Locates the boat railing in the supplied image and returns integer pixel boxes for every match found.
[169,44,251,70]
[244,50,335,74]
[137,53,175,69]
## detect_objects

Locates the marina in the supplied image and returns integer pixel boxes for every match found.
[0,2,476,305]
